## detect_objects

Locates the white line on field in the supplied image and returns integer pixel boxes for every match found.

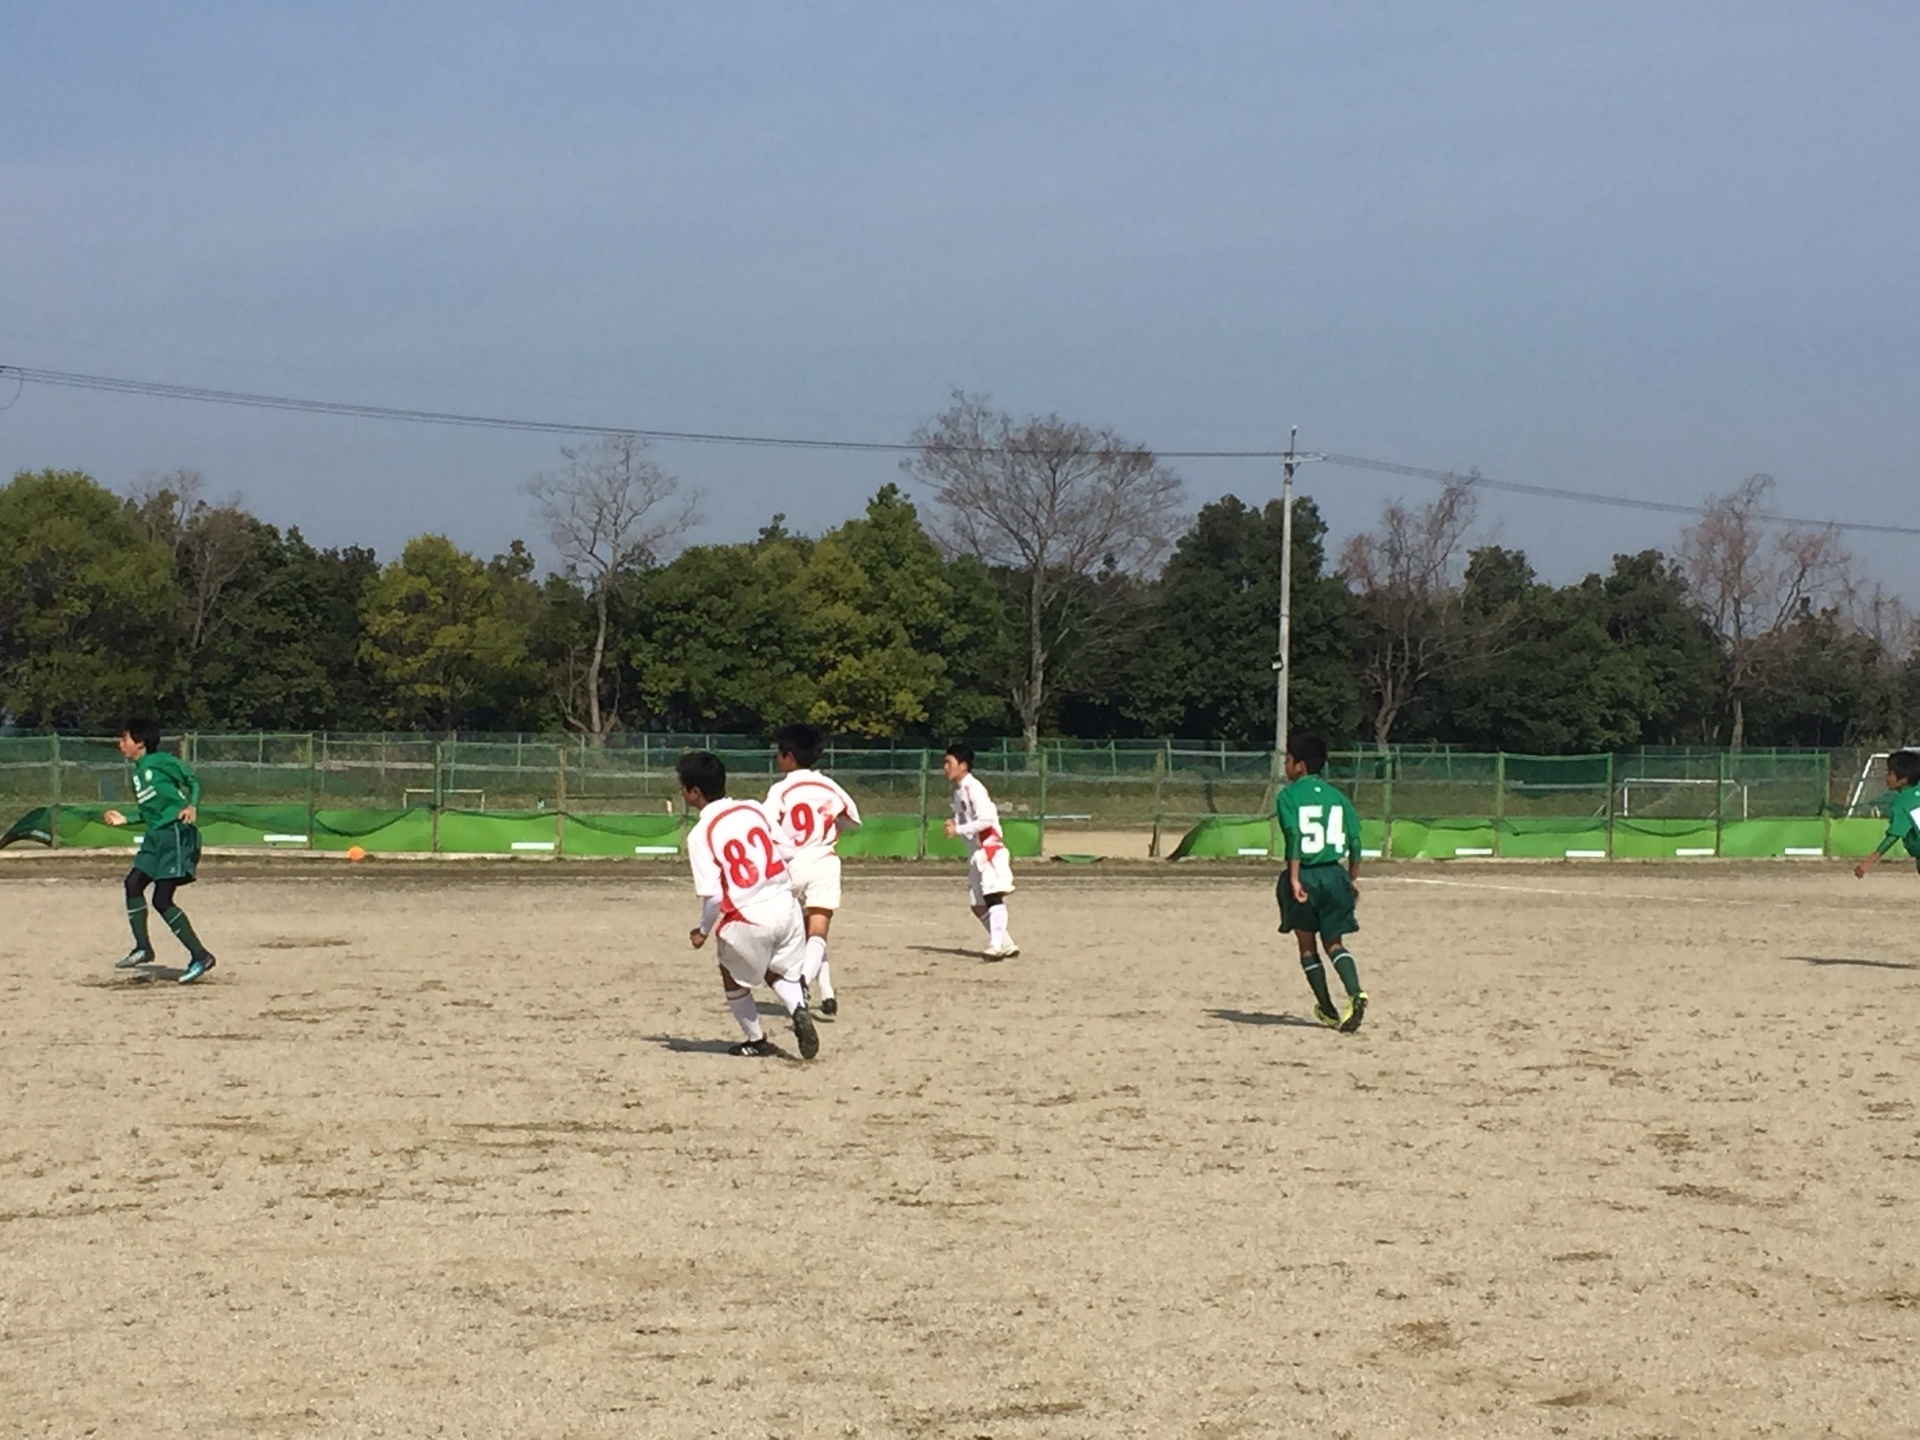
[1378,876,1729,904]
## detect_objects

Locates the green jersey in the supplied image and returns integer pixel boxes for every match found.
[131,751,201,831]
[1878,784,1920,861]
[1276,773,1359,867]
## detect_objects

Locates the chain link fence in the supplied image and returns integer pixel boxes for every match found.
[0,733,1895,859]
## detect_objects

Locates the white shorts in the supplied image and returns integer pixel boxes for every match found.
[715,897,807,991]
[786,850,842,912]
[967,847,1015,907]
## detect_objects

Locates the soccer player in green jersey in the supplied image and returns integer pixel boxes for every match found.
[103,719,218,983]
[1275,732,1367,1033]
[1853,748,1920,880]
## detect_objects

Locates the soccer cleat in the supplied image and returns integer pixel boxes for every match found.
[791,1006,820,1060]
[983,942,1021,960]
[179,954,217,985]
[1340,992,1369,1034]
[1313,1004,1342,1029]
[728,1038,775,1057]
[114,947,156,970]
[819,996,838,1017]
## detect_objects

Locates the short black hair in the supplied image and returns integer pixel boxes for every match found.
[123,718,162,753]
[944,742,975,768]
[774,723,824,767]
[1286,732,1329,773]
[1891,749,1920,786]
[675,750,728,801]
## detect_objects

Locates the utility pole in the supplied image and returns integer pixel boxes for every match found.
[1273,428,1326,754]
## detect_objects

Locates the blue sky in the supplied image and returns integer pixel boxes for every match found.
[3,2,1916,591]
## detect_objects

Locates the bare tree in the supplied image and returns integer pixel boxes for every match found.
[903,392,1185,750]
[1679,474,1850,747]
[525,435,699,735]
[129,468,259,654]
[1340,480,1482,746]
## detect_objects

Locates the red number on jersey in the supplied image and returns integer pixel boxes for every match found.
[751,826,784,878]
[789,803,816,845]
[721,837,758,888]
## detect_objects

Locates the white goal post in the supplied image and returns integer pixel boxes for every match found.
[1614,777,1747,820]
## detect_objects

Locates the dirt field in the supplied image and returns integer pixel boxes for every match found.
[3,858,1917,1438]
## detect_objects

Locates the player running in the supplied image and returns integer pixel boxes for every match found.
[765,724,861,1016]
[678,750,820,1060]
[1274,732,1367,1032]
[943,743,1019,960]
[1853,748,1920,881]
[103,719,219,984]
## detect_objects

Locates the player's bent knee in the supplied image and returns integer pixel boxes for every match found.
[124,869,149,899]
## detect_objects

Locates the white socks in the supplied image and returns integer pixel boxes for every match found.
[771,975,807,1014]
[726,989,764,1042]
[986,903,1012,950]
[802,935,828,989]
[815,956,834,1001]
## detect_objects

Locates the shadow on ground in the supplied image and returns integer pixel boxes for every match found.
[1205,1008,1324,1029]
[1791,954,1919,971]
[641,1034,798,1059]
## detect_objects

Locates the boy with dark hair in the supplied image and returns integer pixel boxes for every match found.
[1854,748,1920,880]
[1275,732,1366,1032]
[104,719,218,983]
[942,743,1018,959]
[677,750,820,1060]
[766,723,861,1015]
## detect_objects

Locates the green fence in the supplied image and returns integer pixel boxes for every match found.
[0,734,1899,861]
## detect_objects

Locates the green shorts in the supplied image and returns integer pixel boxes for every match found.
[1277,864,1357,938]
[133,821,201,883]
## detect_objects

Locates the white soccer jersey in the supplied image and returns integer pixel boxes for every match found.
[765,769,862,861]
[950,773,1008,864]
[688,798,794,925]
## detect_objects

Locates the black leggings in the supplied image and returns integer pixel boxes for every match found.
[125,868,183,913]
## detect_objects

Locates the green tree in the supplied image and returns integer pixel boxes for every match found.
[1593,550,1721,744]
[627,526,819,732]
[358,535,536,730]
[1121,493,1355,744]
[1743,608,1903,747]
[0,469,177,727]
[1431,548,1653,752]
[814,484,1006,737]
[181,524,384,729]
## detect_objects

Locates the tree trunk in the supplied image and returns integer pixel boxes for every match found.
[1730,695,1745,750]
[587,586,608,736]
[1023,567,1047,754]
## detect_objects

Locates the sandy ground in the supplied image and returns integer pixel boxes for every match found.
[2,858,1917,1439]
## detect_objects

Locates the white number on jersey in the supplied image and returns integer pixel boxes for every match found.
[1298,804,1346,856]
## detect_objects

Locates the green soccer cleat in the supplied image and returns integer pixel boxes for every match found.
[1340,992,1368,1034]
[1313,1004,1342,1029]
[114,947,156,970]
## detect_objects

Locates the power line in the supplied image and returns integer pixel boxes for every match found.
[5,361,1916,537]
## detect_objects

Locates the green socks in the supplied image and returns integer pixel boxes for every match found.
[126,896,151,953]
[1329,947,1362,999]
[1299,953,1338,1015]
[161,905,208,959]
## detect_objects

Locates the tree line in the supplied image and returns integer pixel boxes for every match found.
[3,395,1915,750]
